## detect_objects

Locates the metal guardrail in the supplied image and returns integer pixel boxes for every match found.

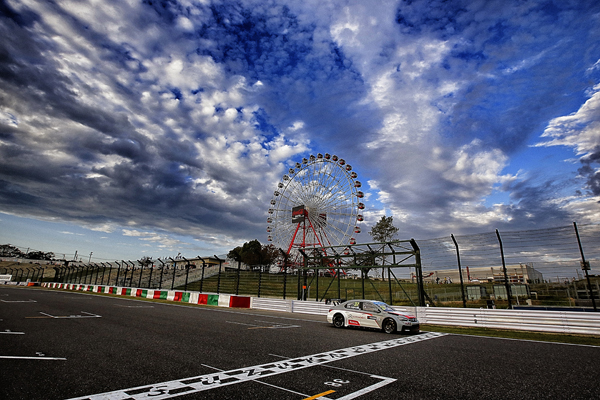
[251,298,293,313]
[291,301,331,315]
[249,298,600,335]
[391,306,600,336]
[250,298,333,315]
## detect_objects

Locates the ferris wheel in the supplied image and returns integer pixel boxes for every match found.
[267,153,364,260]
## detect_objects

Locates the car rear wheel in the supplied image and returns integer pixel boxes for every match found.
[382,318,396,334]
[332,313,345,328]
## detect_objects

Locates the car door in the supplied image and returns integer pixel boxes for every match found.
[343,301,364,326]
[360,301,383,329]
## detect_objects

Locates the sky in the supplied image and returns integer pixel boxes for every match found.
[0,0,599,263]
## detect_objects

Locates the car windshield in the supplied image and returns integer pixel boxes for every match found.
[372,301,394,312]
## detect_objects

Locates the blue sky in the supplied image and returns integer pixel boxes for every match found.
[0,0,599,262]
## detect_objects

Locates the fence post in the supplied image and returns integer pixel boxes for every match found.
[410,239,425,307]
[128,261,136,287]
[115,261,122,286]
[574,222,597,311]
[182,257,191,292]
[279,249,287,299]
[236,257,241,295]
[105,262,112,286]
[451,234,467,308]
[147,261,153,289]
[137,260,144,288]
[122,261,129,287]
[297,250,304,300]
[258,265,262,298]
[495,229,513,309]
[157,259,165,290]
[98,263,105,285]
[199,258,205,293]
[93,264,99,285]
[168,258,177,290]
[215,255,222,294]
[338,258,342,300]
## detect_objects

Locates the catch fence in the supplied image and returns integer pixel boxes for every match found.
[2,223,599,309]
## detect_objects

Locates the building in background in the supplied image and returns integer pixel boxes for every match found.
[419,263,544,284]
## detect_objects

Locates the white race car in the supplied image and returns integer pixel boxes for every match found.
[326,299,420,334]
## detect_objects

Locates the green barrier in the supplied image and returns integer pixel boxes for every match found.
[182,292,191,303]
[207,294,219,306]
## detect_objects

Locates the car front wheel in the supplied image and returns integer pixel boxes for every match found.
[382,318,396,334]
[332,313,345,328]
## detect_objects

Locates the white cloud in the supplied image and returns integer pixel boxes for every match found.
[536,84,600,158]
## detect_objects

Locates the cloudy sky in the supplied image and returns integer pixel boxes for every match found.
[1,0,599,262]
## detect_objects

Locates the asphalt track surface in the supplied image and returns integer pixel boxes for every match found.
[1,286,599,400]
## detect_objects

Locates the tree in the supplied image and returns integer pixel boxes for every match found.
[139,256,153,267]
[259,244,280,272]
[241,240,262,269]
[368,216,399,243]
[27,251,55,260]
[368,216,399,278]
[227,246,243,263]
[0,244,24,258]
[228,240,280,272]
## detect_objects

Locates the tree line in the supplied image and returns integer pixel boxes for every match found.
[0,244,55,260]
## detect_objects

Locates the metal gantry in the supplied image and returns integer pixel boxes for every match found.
[298,239,426,306]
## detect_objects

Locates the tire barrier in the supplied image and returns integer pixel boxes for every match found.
[41,282,251,309]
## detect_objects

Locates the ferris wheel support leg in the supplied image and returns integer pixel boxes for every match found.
[287,222,302,255]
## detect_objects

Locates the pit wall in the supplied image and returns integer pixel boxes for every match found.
[42,282,251,308]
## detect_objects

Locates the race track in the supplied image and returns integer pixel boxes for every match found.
[1,286,598,399]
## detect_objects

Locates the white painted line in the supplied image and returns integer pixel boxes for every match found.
[225,321,260,327]
[34,311,101,319]
[225,320,300,329]
[68,332,446,400]
[445,332,600,348]
[115,305,154,308]
[1,299,37,303]
[1,330,25,335]
[0,356,66,360]
[324,376,396,400]
[253,320,301,329]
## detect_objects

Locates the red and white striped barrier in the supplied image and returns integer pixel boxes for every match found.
[42,283,251,309]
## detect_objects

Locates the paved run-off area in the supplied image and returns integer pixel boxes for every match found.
[1,286,599,399]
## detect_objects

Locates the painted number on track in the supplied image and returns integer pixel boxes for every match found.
[324,379,350,387]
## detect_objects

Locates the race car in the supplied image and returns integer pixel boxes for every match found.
[326,299,420,334]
